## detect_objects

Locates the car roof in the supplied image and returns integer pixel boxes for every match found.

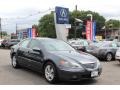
[35,37,53,40]
[24,37,59,41]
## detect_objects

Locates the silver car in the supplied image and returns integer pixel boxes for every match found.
[86,41,119,61]
[115,47,120,63]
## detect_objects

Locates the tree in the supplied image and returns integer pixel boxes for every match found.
[105,19,120,29]
[37,10,106,38]
[0,31,7,38]
[38,12,56,38]
[69,10,106,38]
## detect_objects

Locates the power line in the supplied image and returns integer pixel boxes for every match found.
[2,8,54,20]
[0,8,54,33]
[1,8,54,27]
[1,20,38,26]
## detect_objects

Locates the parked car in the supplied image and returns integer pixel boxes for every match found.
[4,39,20,48]
[1,39,8,48]
[10,38,102,83]
[86,41,119,61]
[115,47,120,63]
[0,39,4,47]
[68,39,89,52]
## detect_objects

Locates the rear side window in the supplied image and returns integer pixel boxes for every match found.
[28,39,40,49]
[20,39,30,48]
[102,43,109,47]
[111,43,117,47]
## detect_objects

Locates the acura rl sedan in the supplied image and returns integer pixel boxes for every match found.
[10,38,102,83]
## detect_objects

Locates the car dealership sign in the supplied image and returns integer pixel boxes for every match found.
[55,6,69,24]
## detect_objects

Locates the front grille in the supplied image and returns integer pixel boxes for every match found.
[83,63,97,69]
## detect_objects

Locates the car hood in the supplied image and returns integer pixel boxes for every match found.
[49,51,97,64]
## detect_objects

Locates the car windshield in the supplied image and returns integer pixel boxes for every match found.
[41,39,75,51]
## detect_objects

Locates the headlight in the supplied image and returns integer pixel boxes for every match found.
[59,60,84,70]
[96,60,101,68]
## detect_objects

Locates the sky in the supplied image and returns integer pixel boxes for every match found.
[0,0,120,34]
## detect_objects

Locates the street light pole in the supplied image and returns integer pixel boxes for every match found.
[87,14,93,22]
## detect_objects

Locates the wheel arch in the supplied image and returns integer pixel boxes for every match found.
[42,59,57,71]
[106,52,113,56]
[42,59,59,75]
[11,52,16,59]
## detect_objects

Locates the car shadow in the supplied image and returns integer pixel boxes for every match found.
[19,67,98,85]
[56,79,98,85]
[100,60,115,63]
[113,63,120,67]
[3,65,99,85]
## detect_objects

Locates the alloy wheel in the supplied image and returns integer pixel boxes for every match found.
[45,64,55,82]
[106,53,112,61]
[12,56,17,67]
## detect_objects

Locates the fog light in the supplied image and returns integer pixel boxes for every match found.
[72,75,77,79]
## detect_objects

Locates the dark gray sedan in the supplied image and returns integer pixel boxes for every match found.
[10,38,102,83]
[86,41,119,61]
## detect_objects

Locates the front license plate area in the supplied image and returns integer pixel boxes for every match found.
[91,71,98,77]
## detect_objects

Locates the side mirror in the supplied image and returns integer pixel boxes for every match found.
[33,47,42,53]
[33,47,44,57]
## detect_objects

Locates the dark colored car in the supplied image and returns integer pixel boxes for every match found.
[86,41,119,61]
[10,38,102,83]
[5,39,20,48]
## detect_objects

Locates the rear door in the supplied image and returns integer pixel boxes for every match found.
[102,42,118,56]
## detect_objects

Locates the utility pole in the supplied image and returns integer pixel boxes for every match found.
[74,5,78,40]
[16,23,17,34]
[16,23,18,39]
[105,22,107,40]
[0,18,2,39]
[75,5,77,11]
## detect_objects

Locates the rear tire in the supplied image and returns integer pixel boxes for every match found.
[11,55,19,68]
[105,53,113,61]
[44,62,58,84]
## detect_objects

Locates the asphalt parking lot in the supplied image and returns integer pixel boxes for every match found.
[0,49,120,85]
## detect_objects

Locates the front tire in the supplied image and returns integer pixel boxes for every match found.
[44,62,58,84]
[105,53,113,61]
[11,55,19,68]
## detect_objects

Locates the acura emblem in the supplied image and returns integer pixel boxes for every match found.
[60,9,67,17]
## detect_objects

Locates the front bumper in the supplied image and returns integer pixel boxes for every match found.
[58,68,102,81]
[115,51,120,61]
